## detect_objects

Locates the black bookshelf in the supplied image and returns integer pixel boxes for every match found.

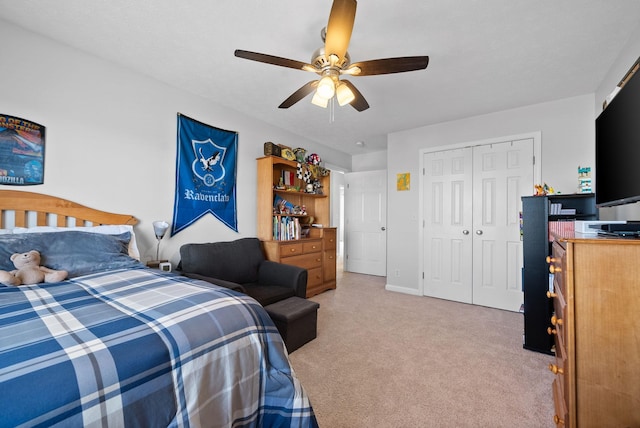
[521,193,597,354]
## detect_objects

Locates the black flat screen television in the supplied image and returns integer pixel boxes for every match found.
[595,66,640,207]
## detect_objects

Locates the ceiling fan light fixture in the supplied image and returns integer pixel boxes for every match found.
[311,91,329,108]
[336,82,355,106]
[317,75,336,99]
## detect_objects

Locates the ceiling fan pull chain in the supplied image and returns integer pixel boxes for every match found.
[329,97,335,123]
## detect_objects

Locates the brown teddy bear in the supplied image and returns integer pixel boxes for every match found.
[0,250,68,286]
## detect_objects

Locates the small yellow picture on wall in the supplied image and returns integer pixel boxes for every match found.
[397,173,410,191]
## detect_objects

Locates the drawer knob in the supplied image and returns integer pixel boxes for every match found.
[547,327,557,336]
[546,256,556,263]
[548,363,564,375]
[553,414,564,425]
[551,315,563,326]
[549,265,561,274]
[290,248,297,253]
[546,291,557,299]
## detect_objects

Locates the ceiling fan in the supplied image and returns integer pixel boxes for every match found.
[234,0,429,112]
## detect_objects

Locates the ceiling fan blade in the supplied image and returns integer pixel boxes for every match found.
[279,81,319,109]
[346,56,429,76]
[324,0,357,61]
[341,80,369,111]
[234,49,316,71]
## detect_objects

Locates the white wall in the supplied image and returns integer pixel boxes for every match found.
[352,150,387,171]
[386,94,595,293]
[0,20,351,266]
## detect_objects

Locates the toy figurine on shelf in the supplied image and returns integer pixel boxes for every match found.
[534,183,555,196]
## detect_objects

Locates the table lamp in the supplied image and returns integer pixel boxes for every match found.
[148,220,169,268]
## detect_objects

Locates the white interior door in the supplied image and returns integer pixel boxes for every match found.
[344,170,387,276]
[472,139,533,311]
[422,138,534,311]
[423,148,473,303]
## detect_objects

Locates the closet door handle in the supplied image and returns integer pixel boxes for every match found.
[475,230,483,235]
[462,230,470,235]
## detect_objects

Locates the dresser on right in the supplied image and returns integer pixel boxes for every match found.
[548,235,640,427]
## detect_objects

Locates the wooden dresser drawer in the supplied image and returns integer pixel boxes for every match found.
[551,242,565,294]
[323,250,336,281]
[307,267,323,288]
[302,240,322,254]
[552,378,567,427]
[552,283,565,319]
[323,228,337,250]
[552,334,567,394]
[279,242,304,258]
[282,252,322,270]
[551,288,566,341]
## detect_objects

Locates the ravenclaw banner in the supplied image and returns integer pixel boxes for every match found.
[172,114,238,235]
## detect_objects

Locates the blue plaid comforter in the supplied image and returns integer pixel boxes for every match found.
[0,268,318,428]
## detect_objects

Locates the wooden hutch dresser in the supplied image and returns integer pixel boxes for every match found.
[547,233,640,427]
[257,155,337,297]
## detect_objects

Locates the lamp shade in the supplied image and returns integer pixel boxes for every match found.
[336,82,355,106]
[311,92,329,108]
[316,75,336,99]
[153,221,169,240]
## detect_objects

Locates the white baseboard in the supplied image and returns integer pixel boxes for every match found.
[385,284,421,296]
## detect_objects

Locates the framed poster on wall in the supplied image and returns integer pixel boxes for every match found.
[0,114,45,185]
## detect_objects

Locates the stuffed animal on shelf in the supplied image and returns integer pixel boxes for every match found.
[0,250,68,286]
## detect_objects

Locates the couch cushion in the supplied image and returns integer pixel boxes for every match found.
[243,283,296,307]
[179,238,265,284]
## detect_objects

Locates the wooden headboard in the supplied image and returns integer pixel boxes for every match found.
[0,190,137,229]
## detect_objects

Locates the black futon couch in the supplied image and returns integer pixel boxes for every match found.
[178,238,308,306]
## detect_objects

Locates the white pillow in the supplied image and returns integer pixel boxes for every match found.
[12,225,141,260]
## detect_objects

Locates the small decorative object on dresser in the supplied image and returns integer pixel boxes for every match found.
[294,147,307,163]
[263,141,282,157]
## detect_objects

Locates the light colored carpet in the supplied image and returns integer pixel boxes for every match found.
[289,271,555,428]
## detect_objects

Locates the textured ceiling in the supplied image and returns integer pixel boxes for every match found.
[1,0,639,155]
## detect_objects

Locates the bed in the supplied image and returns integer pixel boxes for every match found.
[0,190,318,427]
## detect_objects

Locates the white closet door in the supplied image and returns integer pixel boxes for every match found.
[423,148,474,303]
[472,139,533,311]
[422,138,534,311]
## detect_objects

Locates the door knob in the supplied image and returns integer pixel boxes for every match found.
[381,227,386,231]
[462,230,470,235]
[475,230,483,235]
